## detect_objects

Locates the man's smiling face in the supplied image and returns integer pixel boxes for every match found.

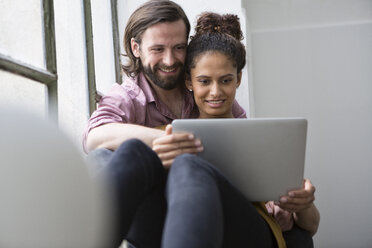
[131,19,187,90]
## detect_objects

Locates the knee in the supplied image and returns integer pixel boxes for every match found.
[117,138,150,154]
[172,154,213,171]
[112,139,163,173]
[171,154,201,174]
[167,154,219,204]
[169,154,216,184]
[108,139,165,189]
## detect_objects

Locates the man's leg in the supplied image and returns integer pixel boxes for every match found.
[86,147,114,176]
[162,154,275,248]
[96,139,166,248]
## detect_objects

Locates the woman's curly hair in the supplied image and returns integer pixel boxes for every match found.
[186,12,246,79]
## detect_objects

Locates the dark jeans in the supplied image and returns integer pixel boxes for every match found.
[87,139,167,248]
[88,140,313,248]
[163,154,314,248]
[163,153,276,248]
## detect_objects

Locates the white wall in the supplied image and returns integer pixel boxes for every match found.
[91,0,117,94]
[117,0,251,115]
[244,0,372,247]
[54,0,90,153]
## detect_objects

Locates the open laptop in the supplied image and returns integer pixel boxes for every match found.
[172,118,307,202]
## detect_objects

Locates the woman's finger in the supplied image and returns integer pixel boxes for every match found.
[153,132,194,146]
[157,147,202,161]
[153,139,202,154]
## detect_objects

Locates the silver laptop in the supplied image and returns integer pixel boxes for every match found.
[172,118,307,202]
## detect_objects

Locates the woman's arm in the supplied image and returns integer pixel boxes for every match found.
[293,202,320,236]
[275,179,320,236]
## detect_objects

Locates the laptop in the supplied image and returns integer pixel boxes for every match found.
[172,118,307,202]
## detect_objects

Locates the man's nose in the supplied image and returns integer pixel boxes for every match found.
[162,50,176,66]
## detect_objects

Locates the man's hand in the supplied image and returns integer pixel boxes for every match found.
[152,125,203,168]
[275,179,315,213]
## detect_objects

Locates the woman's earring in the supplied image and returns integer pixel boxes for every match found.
[188,88,193,92]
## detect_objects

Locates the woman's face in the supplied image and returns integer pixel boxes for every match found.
[187,52,241,119]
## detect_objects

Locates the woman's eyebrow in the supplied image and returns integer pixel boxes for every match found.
[195,73,235,79]
[220,73,235,77]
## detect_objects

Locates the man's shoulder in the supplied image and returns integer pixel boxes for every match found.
[110,75,143,99]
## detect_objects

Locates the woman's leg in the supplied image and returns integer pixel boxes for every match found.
[162,154,275,248]
[283,224,314,248]
[97,139,167,248]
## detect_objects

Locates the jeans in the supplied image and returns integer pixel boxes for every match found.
[87,139,167,248]
[163,154,314,248]
[88,140,313,248]
[163,153,276,248]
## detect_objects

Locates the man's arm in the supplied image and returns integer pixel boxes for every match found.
[86,123,164,152]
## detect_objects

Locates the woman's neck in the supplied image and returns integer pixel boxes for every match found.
[198,112,234,119]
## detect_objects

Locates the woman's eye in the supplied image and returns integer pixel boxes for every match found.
[199,80,209,84]
[222,79,233,84]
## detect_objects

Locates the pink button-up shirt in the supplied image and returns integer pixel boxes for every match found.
[83,73,246,152]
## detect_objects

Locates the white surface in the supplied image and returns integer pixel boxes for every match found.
[245,0,372,246]
[91,0,117,94]
[0,70,47,117]
[0,0,45,69]
[54,0,91,153]
[0,107,110,247]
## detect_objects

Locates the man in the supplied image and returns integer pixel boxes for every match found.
[83,1,245,247]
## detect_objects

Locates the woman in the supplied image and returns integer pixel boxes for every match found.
[153,12,320,248]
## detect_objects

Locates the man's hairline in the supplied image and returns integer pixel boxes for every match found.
[133,18,189,46]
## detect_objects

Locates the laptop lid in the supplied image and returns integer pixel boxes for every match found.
[172,118,307,202]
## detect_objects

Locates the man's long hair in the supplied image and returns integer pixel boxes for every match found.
[122,0,190,77]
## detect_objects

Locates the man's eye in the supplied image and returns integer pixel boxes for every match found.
[176,45,186,50]
[152,48,163,52]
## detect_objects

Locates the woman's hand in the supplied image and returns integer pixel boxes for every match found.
[152,125,203,168]
[275,179,320,236]
[275,179,315,213]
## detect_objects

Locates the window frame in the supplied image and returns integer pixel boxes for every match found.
[83,0,121,115]
[0,0,58,121]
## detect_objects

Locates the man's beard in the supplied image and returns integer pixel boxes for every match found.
[142,62,184,90]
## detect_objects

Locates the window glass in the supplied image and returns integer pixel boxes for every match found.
[91,0,116,94]
[0,70,47,117]
[0,0,46,69]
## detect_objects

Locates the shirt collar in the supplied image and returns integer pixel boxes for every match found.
[137,72,198,119]
[138,73,156,104]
